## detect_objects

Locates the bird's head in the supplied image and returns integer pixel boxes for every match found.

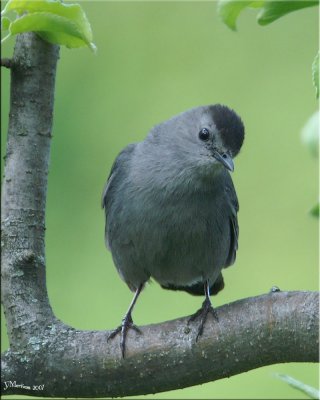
[199,104,245,172]
[148,104,245,176]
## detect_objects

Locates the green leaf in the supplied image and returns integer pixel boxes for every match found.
[217,1,259,31]
[257,1,319,26]
[301,110,319,158]
[217,0,319,30]
[274,374,320,399]
[1,0,96,51]
[1,16,11,31]
[312,52,319,99]
[310,203,319,218]
[6,12,94,50]
[2,0,92,40]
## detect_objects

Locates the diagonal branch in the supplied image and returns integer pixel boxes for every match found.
[1,33,319,398]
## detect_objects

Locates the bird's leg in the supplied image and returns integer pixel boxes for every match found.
[188,280,218,341]
[107,283,143,358]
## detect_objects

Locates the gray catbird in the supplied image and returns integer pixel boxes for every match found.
[102,104,245,356]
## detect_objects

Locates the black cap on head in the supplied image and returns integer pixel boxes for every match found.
[210,104,245,157]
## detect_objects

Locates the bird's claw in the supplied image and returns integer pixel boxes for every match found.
[188,298,218,341]
[107,314,142,358]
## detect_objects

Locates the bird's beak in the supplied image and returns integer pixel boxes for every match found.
[213,151,234,172]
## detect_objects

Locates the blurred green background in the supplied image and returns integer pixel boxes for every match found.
[1,1,319,399]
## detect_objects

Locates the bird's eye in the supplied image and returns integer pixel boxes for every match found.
[199,128,210,141]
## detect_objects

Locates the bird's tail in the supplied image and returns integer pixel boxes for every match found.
[161,273,224,296]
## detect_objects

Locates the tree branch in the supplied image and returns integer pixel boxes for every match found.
[1,292,319,397]
[1,32,59,351]
[1,33,319,398]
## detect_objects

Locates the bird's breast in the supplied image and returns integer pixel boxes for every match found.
[121,180,231,287]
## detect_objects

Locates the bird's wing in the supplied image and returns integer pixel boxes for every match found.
[101,144,136,247]
[224,179,239,268]
[101,143,136,210]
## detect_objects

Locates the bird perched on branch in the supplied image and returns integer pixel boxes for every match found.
[102,104,245,357]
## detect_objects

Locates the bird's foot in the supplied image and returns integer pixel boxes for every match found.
[107,313,142,358]
[188,298,218,341]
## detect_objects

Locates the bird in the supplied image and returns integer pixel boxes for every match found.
[102,104,245,357]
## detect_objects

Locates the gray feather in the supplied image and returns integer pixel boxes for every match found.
[102,105,244,293]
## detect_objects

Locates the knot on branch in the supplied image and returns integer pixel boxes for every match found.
[15,250,36,265]
[7,251,45,277]
[1,58,13,69]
